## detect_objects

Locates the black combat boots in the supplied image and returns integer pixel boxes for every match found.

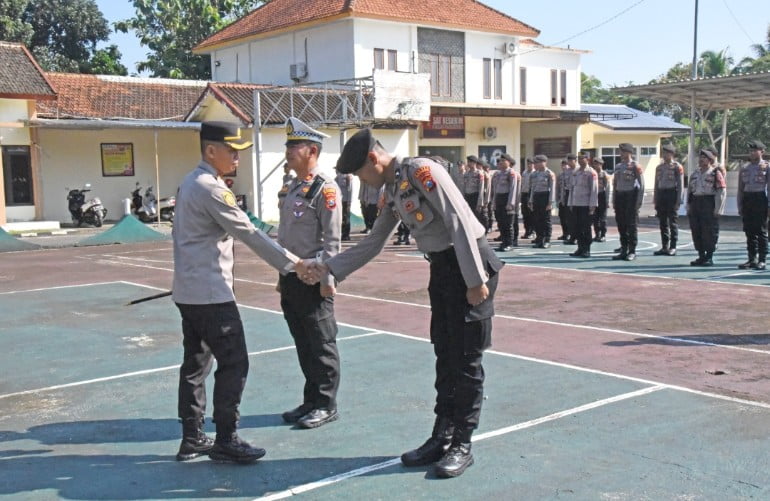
[401,417,454,466]
[176,417,214,461]
[434,428,474,478]
[209,429,266,464]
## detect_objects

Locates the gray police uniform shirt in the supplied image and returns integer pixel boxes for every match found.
[653,161,685,206]
[612,160,645,208]
[278,169,342,287]
[491,167,520,213]
[463,169,484,195]
[521,169,532,195]
[688,167,727,215]
[556,168,572,205]
[335,172,354,203]
[737,160,770,213]
[359,183,382,205]
[326,156,490,288]
[568,167,598,208]
[597,170,611,195]
[172,161,297,305]
[529,168,556,205]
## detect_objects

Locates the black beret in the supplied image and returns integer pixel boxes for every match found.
[533,154,548,162]
[566,153,577,160]
[336,128,376,174]
[619,143,634,153]
[748,140,767,150]
[592,157,605,164]
[525,157,534,164]
[500,153,516,164]
[479,159,491,168]
[661,143,676,154]
[466,155,479,163]
[200,121,253,150]
[699,148,715,160]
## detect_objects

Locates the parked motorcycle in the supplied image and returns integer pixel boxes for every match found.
[131,183,174,223]
[66,184,107,227]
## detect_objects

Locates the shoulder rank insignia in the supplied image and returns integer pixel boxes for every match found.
[415,166,436,192]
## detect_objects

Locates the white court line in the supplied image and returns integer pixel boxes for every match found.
[255,385,666,501]
[0,332,384,401]
[0,281,120,295]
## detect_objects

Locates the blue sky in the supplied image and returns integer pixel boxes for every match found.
[95,0,769,87]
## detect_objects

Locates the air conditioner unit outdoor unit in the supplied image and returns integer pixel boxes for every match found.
[503,41,517,56]
[483,126,497,140]
[289,63,307,81]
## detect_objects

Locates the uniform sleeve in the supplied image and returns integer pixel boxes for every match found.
[611,171,617,206]
[414,162,488,288]
[590,171,599,208]
[317,180,342,287]
[325,201,399,282]
[653,166,660,205]
[676,164,685,206]
[715,171,727,215]
[737,167,745,212]
[635,164,645,209]
[206,186,298,273]
[507,172,518,208]
[548,172,556,205]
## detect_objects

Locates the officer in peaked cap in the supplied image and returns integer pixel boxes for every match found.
[324,128,503,478]
[278,117,343,430]
[737,139,769,270]
[653,143,685,256]
[591,157,611,242]
[612,142,644,261]
[173,120,303,464]
[491,153,520,251]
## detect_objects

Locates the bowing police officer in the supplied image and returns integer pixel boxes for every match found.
[310,129,503,478]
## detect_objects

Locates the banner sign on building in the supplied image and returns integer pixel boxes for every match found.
[101,143,134,177]
[422,115,465,139]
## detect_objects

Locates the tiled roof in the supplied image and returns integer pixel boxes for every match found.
[196,0,539,51]
[0,42,56,99]
[582,103,690,132]
[36,73,208,120]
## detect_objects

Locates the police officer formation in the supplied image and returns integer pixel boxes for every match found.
[458,140,768,268]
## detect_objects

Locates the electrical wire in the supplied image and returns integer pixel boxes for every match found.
[720,0,756,46]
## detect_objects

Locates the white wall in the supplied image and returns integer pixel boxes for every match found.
[464,32,516,105]
[518,48,581,110]
[0,99,31,145]
[213,20,356,86]
[352,19,415,77]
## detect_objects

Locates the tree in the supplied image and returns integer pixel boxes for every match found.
[115,0,266,79]
[0,0,33,44]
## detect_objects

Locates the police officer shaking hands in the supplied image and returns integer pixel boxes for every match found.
[298,129,504,478]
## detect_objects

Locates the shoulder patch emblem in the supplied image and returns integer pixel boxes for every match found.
[415,211,424,222]
[223,191,237,207]
[323,186,337,210]
[415,166,436,192]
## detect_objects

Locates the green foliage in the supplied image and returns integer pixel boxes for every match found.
[87,45,128,76]
[115,0,265,79]
[0,0,33,44]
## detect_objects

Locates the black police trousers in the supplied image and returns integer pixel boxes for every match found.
[361,202,379,231]
[656,188,680,248]
[280,273,340,410]
[558,194,571,237]
[741,192,769,261]
[689,195,718,254]
[531,192,552,243]
[464,192,487,229]
[427,241,502,433]
[614,190,640,252]
[341,201,351,239]
[176,301,248,434]
[593,191,608,238]
[572,206,593,253]
[521,192,534,235]
[494,193,515,246]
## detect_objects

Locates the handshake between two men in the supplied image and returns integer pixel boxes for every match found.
[294,259,335,297]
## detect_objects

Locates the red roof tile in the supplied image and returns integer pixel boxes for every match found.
[37,73,208,120]
[0,42,56,99]
[196,0,539,51]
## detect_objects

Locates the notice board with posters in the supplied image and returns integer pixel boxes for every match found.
[100,143,134,177]
[534,137,572,158]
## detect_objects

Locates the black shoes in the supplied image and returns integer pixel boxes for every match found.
[593,235,606,242]
[282,403,314,424]
[176,427,214,461]
[564,239,576,245]
[653,248,669,256]
[625,253,636,261]
[209,434,266,464]
[434,443,474,478]
[401,436,452,466]
[757,261,767,270]
[739,260,757,269]
[569,250,582,257]
[667,248,677,256]
[496,245,513,252]
[296,408,338,429]
[612,252,627,261]
[542,242,551,249]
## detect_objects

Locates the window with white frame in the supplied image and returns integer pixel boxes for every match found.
[428,54,451,97]
[640,146,657,156]
[387,50,397,71]
[483,58,491,99]
[374,48,385,70]
[600,146,621,173]
[560,70,567,106]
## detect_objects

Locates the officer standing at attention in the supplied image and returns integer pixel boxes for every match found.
[612,143,645,261]
[173,121,303,464]
[687,149,726,266]
[358,182,381,233]
[306,129,503,478]
[653,143,685,256]
[529,154,556,248]
[568,153,598,258]
[463,156,486,226]
[481,159,494,234]
[278,118,343,429]
[591,158,611,242]
[736,140,769,270]
[491,153,520,251]
[555,158,572,242]
[520,158,535,240]
[335,167,354,241]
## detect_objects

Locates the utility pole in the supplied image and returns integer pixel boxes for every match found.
[688,0,699,176]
